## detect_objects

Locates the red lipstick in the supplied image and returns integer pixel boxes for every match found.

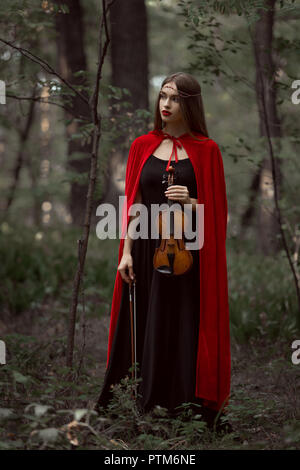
[162,110,171,116]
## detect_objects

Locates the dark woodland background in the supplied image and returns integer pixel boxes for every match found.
[0,0,300,450]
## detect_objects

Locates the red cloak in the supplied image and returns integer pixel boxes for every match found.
[105,129,231,412]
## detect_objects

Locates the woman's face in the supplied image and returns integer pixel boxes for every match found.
[159,81,183,125]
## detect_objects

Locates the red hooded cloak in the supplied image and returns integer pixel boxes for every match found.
[105,129,231,412]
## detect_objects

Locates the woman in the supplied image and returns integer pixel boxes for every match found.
[95,72,231,432]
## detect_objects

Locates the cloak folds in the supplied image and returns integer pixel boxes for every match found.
[105,129,231,412]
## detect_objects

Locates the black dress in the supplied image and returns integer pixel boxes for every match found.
[96,153,203,416]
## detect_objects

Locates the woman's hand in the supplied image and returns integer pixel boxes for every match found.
[164,185,190,204]
[118,253,135,283]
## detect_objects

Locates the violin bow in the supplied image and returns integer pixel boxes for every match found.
[128,276,137,400]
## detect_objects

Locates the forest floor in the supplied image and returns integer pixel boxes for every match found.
[0,295,300,450]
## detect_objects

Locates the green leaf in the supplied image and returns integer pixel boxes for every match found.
[34,405,53,417]
[60,4,70,14]
[73,70,87,78]
[0,408,15,420]
[12,370,30,384]
[74,409,88,421]
[38,428,59,443]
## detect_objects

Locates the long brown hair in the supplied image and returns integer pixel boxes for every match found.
[153,72,209,140]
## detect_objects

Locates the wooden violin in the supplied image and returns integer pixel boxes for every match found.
[153,165,193,276]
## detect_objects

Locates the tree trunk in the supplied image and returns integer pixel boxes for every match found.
[242,0,283,254]
[54,0,92,226]
[5,86,37,215]
[102,0,149,213]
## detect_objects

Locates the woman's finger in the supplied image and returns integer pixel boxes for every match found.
[128,265,135,280]
[167,185,186,189]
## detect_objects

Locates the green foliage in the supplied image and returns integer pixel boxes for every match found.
[0,334,215,450]
[283,421,300,448]
[178,0,265,84]
[1,220,299,337]
[228,238,299,342]
[0,225,114,316]
[0,231,58,315]
[178,0,299,23]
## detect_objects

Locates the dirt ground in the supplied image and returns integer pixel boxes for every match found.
[1,298,300,449]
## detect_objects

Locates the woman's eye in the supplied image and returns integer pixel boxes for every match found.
[160,93,179,102]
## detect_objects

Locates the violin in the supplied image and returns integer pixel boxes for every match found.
[153,165,193,276]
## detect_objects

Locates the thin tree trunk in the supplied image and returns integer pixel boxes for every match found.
[5,85,37,214]
[66,0,116,367]
[240,170,261,237]
[26,148,41,227]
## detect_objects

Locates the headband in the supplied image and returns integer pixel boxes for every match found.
[161,84,202,98]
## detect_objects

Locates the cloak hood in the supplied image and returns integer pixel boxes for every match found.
[105,128,231,412]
